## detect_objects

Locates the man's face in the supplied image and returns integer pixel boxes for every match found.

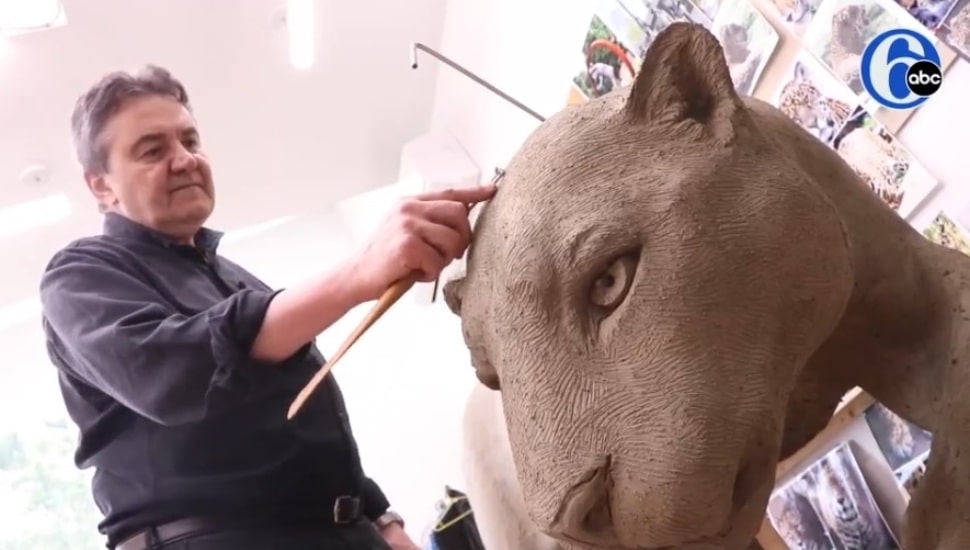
[86,95,215,239]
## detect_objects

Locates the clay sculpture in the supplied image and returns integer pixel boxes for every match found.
[443,22,966,550]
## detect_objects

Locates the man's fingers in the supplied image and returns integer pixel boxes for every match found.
[417,219,466,260]
[403,237,449,282]
[417,184,497,205]
[419,201,472,248]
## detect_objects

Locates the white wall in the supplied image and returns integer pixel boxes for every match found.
[896,60,970,230]
[221,211,478,541]
[428,0,594,175]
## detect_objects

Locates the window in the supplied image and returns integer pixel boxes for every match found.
[0,319,104,549]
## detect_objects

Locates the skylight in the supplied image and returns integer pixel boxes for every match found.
[0,193,72,239]
[0,0,66,35]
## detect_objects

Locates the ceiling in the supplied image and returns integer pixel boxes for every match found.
[0,0,449,310]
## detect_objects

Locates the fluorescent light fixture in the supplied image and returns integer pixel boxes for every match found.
[0,0,65,33]
[0,296,40,331]
[0,193,72,238]
[286,0,315,70]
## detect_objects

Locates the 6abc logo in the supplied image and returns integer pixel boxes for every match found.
[861,28,943,110]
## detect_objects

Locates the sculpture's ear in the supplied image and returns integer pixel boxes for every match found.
[442,276,464,315]
[626,22,742,139]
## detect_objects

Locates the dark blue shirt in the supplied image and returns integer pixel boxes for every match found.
[39,213,389,547]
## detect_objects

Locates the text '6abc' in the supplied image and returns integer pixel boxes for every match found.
[861,28,943,110]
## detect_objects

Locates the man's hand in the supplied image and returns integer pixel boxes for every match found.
[352,184,497,302]
[378,522,421,550]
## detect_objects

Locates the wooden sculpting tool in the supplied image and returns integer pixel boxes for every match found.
[286,170,508,421]
[287,276,416,419]
[287,40,543,421]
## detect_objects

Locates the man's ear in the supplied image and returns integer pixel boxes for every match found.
[84,172,117,211]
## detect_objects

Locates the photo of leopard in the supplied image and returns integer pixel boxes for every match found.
[864,401,933,472]
[808,449,900,550]
[768,442,900,549]
[768,479,840,550]
[832,106,921,213]
[775,57,856,146]
[801,0,921,95]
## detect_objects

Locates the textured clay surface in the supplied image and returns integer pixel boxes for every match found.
[444,22,970,550]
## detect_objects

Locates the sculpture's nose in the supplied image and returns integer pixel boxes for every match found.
[546,456,621,547]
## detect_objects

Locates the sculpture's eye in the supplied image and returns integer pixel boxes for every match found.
[590,252,639,312]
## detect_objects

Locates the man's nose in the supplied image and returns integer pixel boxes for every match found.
[170,145,198,172]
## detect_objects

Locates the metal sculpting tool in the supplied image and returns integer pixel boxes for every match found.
[287,46,541,420]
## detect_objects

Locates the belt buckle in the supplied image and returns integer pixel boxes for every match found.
[333,495,361,524]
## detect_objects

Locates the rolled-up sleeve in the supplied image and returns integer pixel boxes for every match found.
[361,476,391,520]
[40,245,291,426]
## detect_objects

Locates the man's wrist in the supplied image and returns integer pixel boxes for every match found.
[374,510,405,531]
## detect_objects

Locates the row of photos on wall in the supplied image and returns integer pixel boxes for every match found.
[567,0,970,249]
[567,0,968,548]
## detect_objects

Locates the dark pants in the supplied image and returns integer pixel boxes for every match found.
[154,521,394,550]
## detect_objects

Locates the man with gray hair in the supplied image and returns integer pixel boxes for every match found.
[39,65,495,550]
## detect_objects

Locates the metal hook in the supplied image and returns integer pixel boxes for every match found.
[410,42,546,123]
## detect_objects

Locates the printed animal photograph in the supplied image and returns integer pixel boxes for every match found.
[766,0,826,35]
[892,0,959,29]
[568,0,714,105]
[894,451,929,500]
[773,53,859,146]
[951,200,970,238]
[694,0,723,19]
[831,106,939,219]
[616,0,715,51]
[937,0,970,59]
[768,442,900,550]
[768,480,841,550]
[863,402,933,472]
[922,211,970,256]
[710,0,781,95]
[801,0,926,95]
[569,1,645,105]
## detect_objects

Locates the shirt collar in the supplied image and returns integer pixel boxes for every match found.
[102,212,224,253]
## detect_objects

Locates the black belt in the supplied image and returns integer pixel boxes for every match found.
[114,495,363,550]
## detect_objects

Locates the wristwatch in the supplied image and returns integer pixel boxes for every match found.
[374,510,405,530]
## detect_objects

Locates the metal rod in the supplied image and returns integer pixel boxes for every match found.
[410,42,546,123]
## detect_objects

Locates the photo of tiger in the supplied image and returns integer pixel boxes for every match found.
[864,402,933,471]
[768,442,900,550]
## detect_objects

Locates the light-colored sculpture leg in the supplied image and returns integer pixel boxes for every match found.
[461,383,564,550]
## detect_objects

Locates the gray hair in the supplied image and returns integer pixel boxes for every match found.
[70,65,192,175]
